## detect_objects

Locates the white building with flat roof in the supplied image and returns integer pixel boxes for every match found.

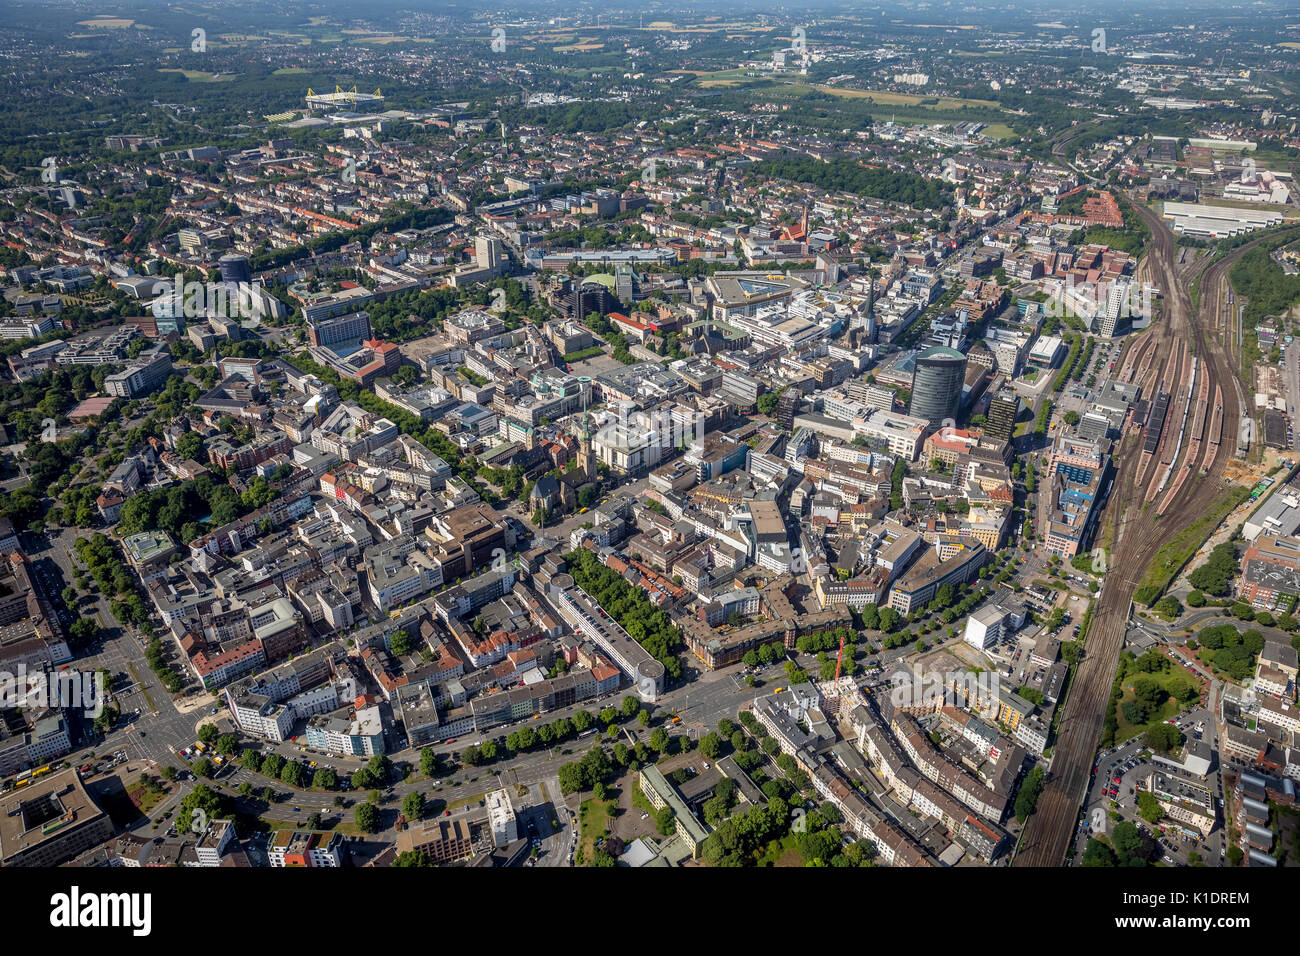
[1162,202,1285,239]
[964,604,1008,650]
[486,788,518,848]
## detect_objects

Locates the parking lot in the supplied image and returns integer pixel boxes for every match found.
[1076,705,1226,865]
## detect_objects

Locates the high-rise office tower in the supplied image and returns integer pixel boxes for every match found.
[218,253,252,285]
[908,346,967,427]
[984,392,1021,443]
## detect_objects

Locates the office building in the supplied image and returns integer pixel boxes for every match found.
[908,346,967,427]
[485,788,518,848]
[984,393,1020,443]
[0,769,115,867]
[307,310,372,349]
[103,349,173,399]
[218,254,252,285]
[396,817,475,864]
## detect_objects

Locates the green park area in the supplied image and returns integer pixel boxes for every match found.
[1107,650,1201,748]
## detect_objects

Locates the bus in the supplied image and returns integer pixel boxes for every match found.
[31,765,51,778]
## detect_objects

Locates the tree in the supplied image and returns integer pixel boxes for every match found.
[367,754,392,784]
[1014,766,1046,822]
[1137,791,1163,824]
[419,748,440,777]
[1144,722,1182,753]
[394,850,433,867]
[178,784,225,834]
[390,629,413,656]
[176,431,204,460]
[280,762,305,788]
[621,695,641,718]
[1153,596,1181,620]
[1110,821,1156,867]
[649,727,669,753]
[402,791,425,820]
[354,801,380,833]
[198,723,218,744]
[558,763,585,795]
[193,758,215,778]
[698,732,722,759]
[1082,838,1118,867]
[312,767,337,790]
[216,733,240,756]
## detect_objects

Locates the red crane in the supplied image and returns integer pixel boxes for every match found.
[834,631,847,681]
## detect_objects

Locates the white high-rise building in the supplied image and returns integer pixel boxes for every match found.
[475,236,504,276]
[964,605,1007,650]
[486,788,518,848]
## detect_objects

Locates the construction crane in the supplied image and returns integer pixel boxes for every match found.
[834,631,847,681]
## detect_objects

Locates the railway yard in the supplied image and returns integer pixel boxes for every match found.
[1015,200,1255,867]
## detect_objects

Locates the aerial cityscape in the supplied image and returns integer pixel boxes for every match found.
[1,0,1299,891]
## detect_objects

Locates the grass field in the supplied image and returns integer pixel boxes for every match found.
[1137,485,1251,601]
[755,833,804,866]
[577,796,611,865]
[78,18,136,29]
[697,77,1017,136]
[641,22,778,33]
[670,68,758,88]
[347,35,439,45]
[158,69,236,82]
[802,82,1001,110]
[1113,669,1193,742]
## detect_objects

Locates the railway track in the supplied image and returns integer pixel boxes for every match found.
[1014,199,1245,867]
